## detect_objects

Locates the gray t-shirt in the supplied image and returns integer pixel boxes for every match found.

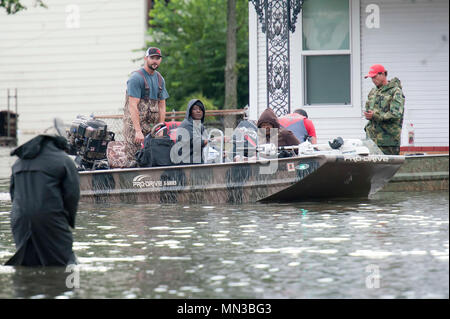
[126,68,169,100]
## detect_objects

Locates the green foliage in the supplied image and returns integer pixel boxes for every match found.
[178,93,219,112]
[0,0,46,14]
[178,93,219,123]
[148,0,248,111]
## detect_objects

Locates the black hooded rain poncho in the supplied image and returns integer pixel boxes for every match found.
[175,99,208,165]
[6,135,80,266]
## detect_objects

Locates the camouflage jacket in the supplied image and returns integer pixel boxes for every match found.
[364,77,405,146]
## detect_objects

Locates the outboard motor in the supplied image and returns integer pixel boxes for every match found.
[67,115,115,170]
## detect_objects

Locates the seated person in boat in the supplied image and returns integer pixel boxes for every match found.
[235,108,300,161]
[173,99,209,165]
[257,108,300,148]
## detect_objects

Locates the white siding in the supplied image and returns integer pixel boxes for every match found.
[248,2,258,120]
[250,0,449,146]
[248,3,267,121]
[360,0,449,147]
[250,0,364,143]
[256,24,267,119]
[0,0,146,137]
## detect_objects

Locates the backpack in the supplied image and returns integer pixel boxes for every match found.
[136,123,174,167]
[107,141,128,168]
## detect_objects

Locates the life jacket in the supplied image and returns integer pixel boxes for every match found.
[279,114,309,143]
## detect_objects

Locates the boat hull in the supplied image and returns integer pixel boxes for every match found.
[79,154,404,204]
[382,154,448,191]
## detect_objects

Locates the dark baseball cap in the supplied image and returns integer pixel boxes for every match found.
[294,108,308,118]
[145,47,163,57]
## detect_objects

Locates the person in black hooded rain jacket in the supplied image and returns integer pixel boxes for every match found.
[6,134,80,266]
[174,99,209,165]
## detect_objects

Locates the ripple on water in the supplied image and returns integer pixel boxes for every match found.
[306,249,339,255]
[228,282,250,287]
[301,223,337,228]
[149,226,171,230]
[77,256,147,263]
[210,275,226,281]
[311,237,350,243]
[349,250,394,259]
[253,264,270,269]
[159,256,191,261]
[317,278,334,284]
[0,265,15,274]
[96,226,118,230]
[155,240,180,246]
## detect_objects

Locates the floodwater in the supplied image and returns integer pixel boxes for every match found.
[0,146,448,299]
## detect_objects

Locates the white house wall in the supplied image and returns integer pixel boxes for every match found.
[0,0,146,137]
[360,0,449,147]
[250,0,366,143]
[248,1,267,121]
[249,0,449,147]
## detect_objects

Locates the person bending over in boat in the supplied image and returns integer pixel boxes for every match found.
[279,109,317,144]
[173,99,209,165]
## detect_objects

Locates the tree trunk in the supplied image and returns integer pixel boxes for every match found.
[224,0,238,129]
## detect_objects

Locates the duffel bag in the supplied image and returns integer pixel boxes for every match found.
[136,123,175,167]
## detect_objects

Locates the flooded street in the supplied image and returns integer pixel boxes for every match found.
[0,147,448,299]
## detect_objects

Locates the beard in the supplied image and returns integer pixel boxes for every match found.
[148,61,159,71]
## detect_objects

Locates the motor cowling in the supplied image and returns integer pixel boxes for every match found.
[67,115,115,169]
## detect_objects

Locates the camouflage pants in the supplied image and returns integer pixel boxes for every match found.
[379,146,400,155]
[123,95,160,167]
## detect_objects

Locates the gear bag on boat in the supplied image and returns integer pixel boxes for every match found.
[136,123,175,167]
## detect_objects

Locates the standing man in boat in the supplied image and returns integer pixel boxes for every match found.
[123,47,170,167]
[363,64,405,155]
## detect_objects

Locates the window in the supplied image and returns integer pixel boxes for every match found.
[301,0,351,105]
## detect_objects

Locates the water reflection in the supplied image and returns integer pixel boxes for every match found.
[0,191,448,299]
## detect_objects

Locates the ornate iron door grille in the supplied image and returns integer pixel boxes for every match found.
[250,0,305,117]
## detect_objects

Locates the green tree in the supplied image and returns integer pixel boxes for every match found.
[225,0,237,110]
[0,0,46,14]
[148,0,248,111]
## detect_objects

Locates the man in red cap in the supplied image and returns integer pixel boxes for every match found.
[363,64,405,155]
[122,46,170,167]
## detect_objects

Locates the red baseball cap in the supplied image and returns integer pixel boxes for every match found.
[365,64,386,78]
[146,47,163,57]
